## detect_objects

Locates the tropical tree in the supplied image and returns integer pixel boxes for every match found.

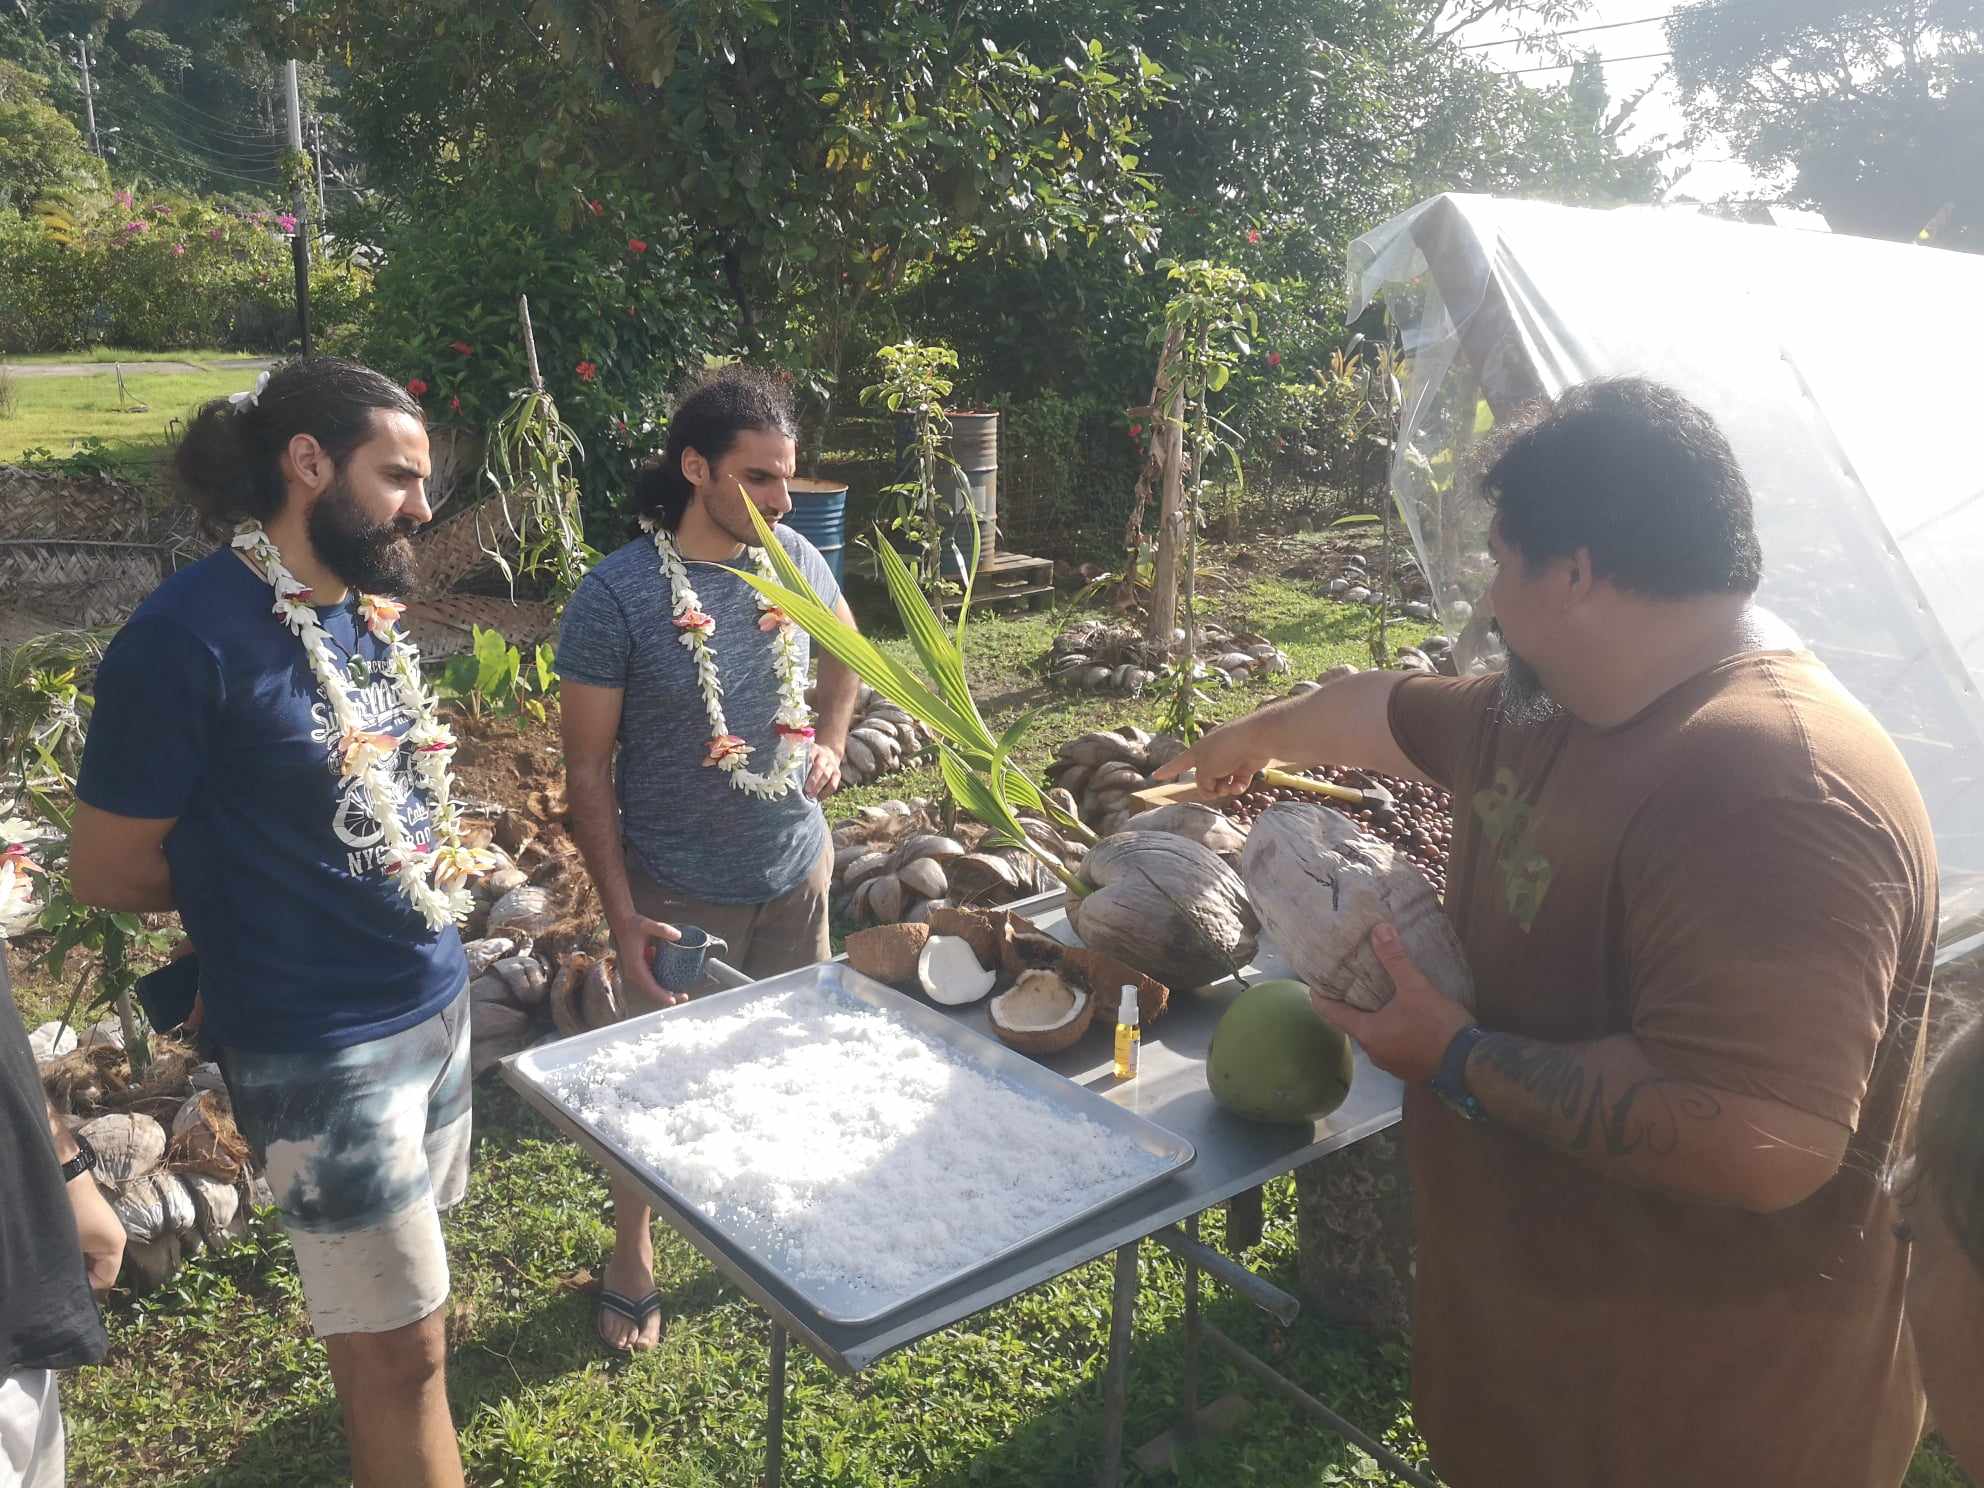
[1670,0,1983,249]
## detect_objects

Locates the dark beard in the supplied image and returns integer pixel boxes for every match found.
[309,478,418,595]
[1496,645,1562,727]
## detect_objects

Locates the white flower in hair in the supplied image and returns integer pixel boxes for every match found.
[228,370,271,410]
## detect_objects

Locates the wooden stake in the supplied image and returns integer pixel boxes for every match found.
[518,294,544,393]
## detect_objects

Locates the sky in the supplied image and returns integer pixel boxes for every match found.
[1456,0,1770,202]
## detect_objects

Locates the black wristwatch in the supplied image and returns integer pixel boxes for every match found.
[1428,1024,1489,1123]
[60,1130,98,1184]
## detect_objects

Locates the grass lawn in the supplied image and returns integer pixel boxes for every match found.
[0,365,245,470]
[9,566,1972,1486]
[2,346,245,366]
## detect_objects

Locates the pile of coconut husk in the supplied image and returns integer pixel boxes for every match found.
[35,1023,252,1293]
[818,684,935,789]
[1047,620,1290,694]
[830,799,1088,930]
[1042,726,1193,840]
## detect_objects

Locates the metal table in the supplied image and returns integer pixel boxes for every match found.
[502,890,1424,1486]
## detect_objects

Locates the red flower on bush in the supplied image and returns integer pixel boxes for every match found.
[209,226,224,241]
[171,243,186,256]
[575,360,598,382]
[1129,423,1143,438]
[628,238,648,254]
[1247,228,1261,244]
[450,340,473,356]
[276,212,299,235]
[1266,351,1281,368]
[407,377,430,398]
[588,199,604,216]
[450,395,462,413]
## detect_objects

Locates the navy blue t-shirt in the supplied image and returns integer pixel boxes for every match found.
[76,551,467,1052]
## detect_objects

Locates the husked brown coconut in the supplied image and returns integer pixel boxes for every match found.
[1068,832,1258,990]
[845,922,932,985]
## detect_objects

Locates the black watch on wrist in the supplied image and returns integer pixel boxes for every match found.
[60,1130,98,1184]
[1428,1024,1489,1122]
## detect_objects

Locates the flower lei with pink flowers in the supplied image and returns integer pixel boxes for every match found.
[641,517,813,800]
[233,521,488,929]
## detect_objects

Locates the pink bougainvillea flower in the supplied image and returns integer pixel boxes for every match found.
[703,734,751,767]
[1247,228,1261,244]
[209,226,225,241]
[449,395,462,413]
[171,243,186,256]
[450,340,473,356]
[627,238,648,254]
[358,594,406,637]
[407,377,429,398]
[276,212,299,234]
[115,190,133,208]
[673,609,715,634]
[123,220,148,234]
[1266,351,1281,368]
[774,722,816,742]
[588,199,604,216]
[575,360,598,382]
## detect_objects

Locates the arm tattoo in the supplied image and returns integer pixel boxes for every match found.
[1471,1034,1723,1159]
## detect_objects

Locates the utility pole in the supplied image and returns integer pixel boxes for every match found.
[281,55,313,355]
[72,37,100,157]
[310,115,326,219]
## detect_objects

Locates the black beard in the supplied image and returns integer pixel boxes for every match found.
[309,478,418,596]
[1496,646,1563,727]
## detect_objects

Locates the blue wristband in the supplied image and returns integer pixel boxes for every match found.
[1429,1023,1489,1122]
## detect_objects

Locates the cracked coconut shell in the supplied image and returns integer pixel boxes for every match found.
[845,922,932,985]
[1240,802,1473,1013]
[1067,832,1259,991]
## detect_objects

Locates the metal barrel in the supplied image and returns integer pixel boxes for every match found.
[895,411,999,572]
[783,478,847,589]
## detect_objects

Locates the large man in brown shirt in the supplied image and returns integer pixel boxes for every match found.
[1162,378,1934,1485]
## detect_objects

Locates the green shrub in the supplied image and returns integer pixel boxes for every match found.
[0,188,367,354]
[358,160,727,548]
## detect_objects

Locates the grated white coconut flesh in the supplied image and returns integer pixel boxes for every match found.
[546,985,1165,1303]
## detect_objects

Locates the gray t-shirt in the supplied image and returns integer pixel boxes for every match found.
[555,525,843,904]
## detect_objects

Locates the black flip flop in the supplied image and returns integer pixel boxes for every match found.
[596,1287,664,1353]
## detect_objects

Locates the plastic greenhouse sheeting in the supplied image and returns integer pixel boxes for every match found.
[1350,195,1984,953]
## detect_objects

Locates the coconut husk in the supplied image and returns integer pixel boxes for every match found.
[107,1173,171,1245]
[578,958,622,1030]
[41,1042,131,1115]
[471,1002,535,1077]
[550,953,591,1038]
[988,973,1095,1056]
[183,1173,242,1246]
[926,907,1002,970]
[845,923,931,985]
[997,917,1068,988]
[120,1231,186,1294]
[80,1111,168,1183]
[168,1090,251,1181]
[1060,948,1170,1027]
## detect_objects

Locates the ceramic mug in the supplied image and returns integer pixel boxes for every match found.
[650,925,730,993]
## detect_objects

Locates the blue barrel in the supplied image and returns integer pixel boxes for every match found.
[784,478,847,588]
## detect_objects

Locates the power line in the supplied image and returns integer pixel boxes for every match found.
[112,136,282,190]
[137,90,283,146]
[1461,12,1678,50]
[1505,49,1675,75]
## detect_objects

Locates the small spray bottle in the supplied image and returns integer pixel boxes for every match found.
[1112,984,1141,1081]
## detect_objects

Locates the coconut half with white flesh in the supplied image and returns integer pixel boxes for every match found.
[988,969,1094,1056]
[916,935,997,1006]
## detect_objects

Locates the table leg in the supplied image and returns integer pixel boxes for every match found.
[765,1320,788,1488]
[1181,1211,1201,1442]
[1096,1242,1140,1488]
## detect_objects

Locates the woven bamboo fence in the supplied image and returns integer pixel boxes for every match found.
[1,466,554,657]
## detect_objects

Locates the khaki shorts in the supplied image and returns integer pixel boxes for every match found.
[623,840,832,1009]
[220,985,471,1338]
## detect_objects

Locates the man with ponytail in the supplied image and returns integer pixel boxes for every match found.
[557,365,860,1351]
[69,358,472,1487]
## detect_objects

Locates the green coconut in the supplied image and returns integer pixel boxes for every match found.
[1206,978,1354,1124]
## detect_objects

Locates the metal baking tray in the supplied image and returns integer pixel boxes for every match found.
[503,962,1196,1326]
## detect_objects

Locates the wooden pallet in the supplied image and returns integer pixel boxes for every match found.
[940,550,1055,613]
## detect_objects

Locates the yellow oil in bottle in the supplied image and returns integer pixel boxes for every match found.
[1112,985,1140,1080]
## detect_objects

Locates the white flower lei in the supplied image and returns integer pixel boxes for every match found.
[232,521,487,929]
[642,517,813,800]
